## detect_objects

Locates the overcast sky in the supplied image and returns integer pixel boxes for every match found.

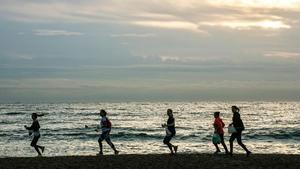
[1,0,300,103]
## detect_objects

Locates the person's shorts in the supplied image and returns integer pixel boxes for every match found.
[229,132,242,142]
[31,135,40,146]
[99,131,110,141]
[163,131,175,144]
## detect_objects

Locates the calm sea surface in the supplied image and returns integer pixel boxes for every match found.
[0,102,299,157]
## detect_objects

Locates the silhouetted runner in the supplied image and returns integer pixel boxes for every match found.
[229,106,251,156]
[162,109,178,155]
[24,113,45,156]
[213,111,229,154]
[97,109,119,155]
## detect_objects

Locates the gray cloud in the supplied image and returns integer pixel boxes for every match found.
[0,0,298,31]
[110,33,156,38]
[1,0,300,102]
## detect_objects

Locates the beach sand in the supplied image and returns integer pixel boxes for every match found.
[0,154,299,169]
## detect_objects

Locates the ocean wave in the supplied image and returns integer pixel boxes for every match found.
[0,120,16,124]
[115,127,159,132]
[40,130,217,142]
[112,132,162,139]
[246,131,300,140]
[178,134,209,140]
[71,112,99,116]
[3,112,26,116]
[0,133,9,137]
[41,131,162,140]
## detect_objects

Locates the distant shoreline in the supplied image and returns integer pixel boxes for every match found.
[0,154,299,169]
[1,100,300,104]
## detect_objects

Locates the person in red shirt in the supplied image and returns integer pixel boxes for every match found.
[213,112,229,154]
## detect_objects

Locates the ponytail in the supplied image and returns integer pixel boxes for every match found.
[232,106,240,113]
[32,113,44,118]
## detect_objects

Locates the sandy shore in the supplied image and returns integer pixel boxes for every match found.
[0,154,299,169]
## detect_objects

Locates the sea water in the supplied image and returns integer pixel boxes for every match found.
[0,102,299,157]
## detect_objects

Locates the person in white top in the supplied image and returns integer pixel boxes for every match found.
[97,109,119,155]
[24,113,45,156]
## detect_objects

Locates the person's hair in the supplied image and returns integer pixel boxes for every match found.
[100,109,107,116]
[32,113,37,119]
[167,109,173,113]
[214,111,220,117]
[32,113,43,118]
[232,106,240,112]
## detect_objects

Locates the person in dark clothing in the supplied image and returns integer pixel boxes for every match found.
[229,106,251,156]
[213,112,229,154]
[162,109,178,155]
[24,113,45,156]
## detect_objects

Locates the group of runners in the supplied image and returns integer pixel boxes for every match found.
[24,106,251,157]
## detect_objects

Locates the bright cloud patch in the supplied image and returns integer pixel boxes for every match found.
[201,20,291,30]
[33,29,84,36]
[160,56,181,62]
[264,51,300,59]
[1,0,298,33]
[209,0,300,9]
[132,21,207,33]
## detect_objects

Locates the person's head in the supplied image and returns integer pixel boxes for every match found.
[100,109,107,117]
[167,109,173,117]
[31,113,37,120]
[232,106,240,113]
[214,111,220,118]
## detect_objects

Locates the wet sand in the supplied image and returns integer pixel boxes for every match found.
[0,154,299,169]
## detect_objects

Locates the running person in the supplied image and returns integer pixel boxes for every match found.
[24,113,45,156]
[229,106,251,156]
[97,109,119,155]
[213,112,229,154]
[162,109,178,155]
